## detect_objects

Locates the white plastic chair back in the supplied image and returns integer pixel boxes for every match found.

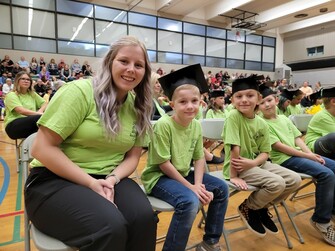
[201,118,225,141]
[289,114,313,132]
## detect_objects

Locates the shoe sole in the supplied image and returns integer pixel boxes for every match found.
[310,219,335,246]
[263,225,279,235]
[237,208,266,238]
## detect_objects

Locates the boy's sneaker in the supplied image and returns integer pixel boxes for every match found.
[196,241,221,251]
[238,199,266,237]
[258,208,279,234]
[310,218,335,246]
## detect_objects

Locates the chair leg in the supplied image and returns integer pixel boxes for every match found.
[273,204,293,249]
[24,210,31,251]
[222,227,232,251]
[281,201,306,244]
[289,180,315,201]
[15,139,20,173]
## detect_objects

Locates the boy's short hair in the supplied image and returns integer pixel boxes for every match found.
[158,64,208,100]
[232,77,259,95]
[209,89,225,99]
[321,86,335,98]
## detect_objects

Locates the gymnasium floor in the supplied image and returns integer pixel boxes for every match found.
[0,120,334,251]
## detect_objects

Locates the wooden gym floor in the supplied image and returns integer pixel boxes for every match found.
[0,120,334,251]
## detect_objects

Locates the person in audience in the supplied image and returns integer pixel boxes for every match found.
[2,78,14,95]
[206,89,228,119]
[58,58,66,71]
[38,56,46,72]
[305,86,335,160]
[42,87,53,104]
[0,91,5,120]
[222,77,301,237]
[33,78,47,97]
[47,58,59,75]
[4,71,47,139]
[151,71,167,120]
[0,72,7,84]
[39,66,50,82]
[314,81,322,92]
[12,63,22,77]
[71,58,82,76]
[142,64,228,251]
[1,55,14,73]
[82,61,93,76]
[60,64,73,82]
[258,84,335,246]
[300,81,313,97]
[24,36,157,251]
[30,57,39,74]
[18,56,30,71]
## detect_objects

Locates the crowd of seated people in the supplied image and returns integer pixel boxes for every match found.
[0,54,95,121]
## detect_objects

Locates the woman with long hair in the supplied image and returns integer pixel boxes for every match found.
[4,71,47,139]
[24,36,157,251]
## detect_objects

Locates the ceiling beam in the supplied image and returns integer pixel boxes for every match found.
[205,0,254,20]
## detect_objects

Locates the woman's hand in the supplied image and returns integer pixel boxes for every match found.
[88,179,116,206]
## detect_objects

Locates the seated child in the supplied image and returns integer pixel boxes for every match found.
[258,84,335,246]
[277,88,303,116]
[222,77,301,237]
[305,86,335,159]
[141,64,229,251]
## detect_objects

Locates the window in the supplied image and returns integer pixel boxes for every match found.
[206,38,225,57]
[183,54,205,65]
[129,12,156,28]
[207,27,226,39]
[206,57,226,68]
[263,36,275,47]
[95,20,127,45]
[158,17,182,32]
[58,40,94,56]
[246,44,261,61]
[12,7,56,38]
[263,47,275,63]
[184,22,205,36]
[246,34,262,44]
[57,0,93,17]
[12,0,55,11]
[0,5,11,33]
[227,41,244,60]
[129,26,156,50]
[95,6,127,23]
[307,46,324,56]
[0,34,12,49]
[57,14,93,42]
[158,52,182,64]
[14,36,56,53]
[158,30,182,53]
[183,34,205,55]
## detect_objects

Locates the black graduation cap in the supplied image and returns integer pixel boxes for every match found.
[232,77,259,94]
[321,86,335,98]
[158,64,209,100]
[209,89,225,98]
[307,91,321,105]
[259,83,276,99]
[280,88,300,101]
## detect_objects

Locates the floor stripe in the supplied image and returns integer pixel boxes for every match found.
[0,157,10,205]
[0,210,24,218]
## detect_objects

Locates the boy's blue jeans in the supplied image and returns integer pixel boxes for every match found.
[151,171,228,251]
[282,156,335,223]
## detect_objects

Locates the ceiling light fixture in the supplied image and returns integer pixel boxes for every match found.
[294,13,308,18]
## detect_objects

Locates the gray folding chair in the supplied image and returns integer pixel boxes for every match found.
[289,114,313,133]
[21,133,76,251]
[209,170,305,250]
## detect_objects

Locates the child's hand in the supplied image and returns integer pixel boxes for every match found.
[314,154,325,165]
[230,177,248,190]
[192,183,213,205]
[231,156,255,172]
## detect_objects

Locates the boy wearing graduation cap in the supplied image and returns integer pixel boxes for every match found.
[141,64,228,251]
[222,78,300,237]
[259,85,335,246]
[306,86,335,160]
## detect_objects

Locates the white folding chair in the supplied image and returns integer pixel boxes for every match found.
[15,138,25,173]
[21,133,76,251]
[289,114,313,133]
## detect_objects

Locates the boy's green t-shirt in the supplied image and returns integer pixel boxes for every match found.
[286,104,302,116]
[305,109,335,151]
[141,114,204,194]
[4,91,45,126]
[263,115,302,164]
[222,109,271,179]
[30,79,145,175]
[205,109,227,119]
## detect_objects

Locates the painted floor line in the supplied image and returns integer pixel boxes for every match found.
[0,210,24,218]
